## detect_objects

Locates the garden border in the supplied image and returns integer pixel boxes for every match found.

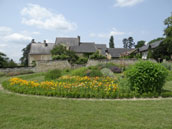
[1,84,172,101]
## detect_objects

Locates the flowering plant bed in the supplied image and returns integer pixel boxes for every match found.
[3,76,119,98]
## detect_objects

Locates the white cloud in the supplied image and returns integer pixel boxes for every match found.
[114,0,144,7]
[90,28,125,38]
[0,26,40,62]
[21,4,77,31]
[3,33,32,42]
[0,26,12,36]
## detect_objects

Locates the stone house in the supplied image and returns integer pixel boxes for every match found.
[28,36,133,66]
[138,40,163,59]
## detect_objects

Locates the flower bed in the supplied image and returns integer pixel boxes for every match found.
[4,76,118,98]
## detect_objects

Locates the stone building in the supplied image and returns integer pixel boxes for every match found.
[28,36,133,66]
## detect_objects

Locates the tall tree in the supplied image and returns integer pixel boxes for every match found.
[123,38,128,48]
[135,40,145,48]
[0,52,8,68]
[109,36,115,48]
[148,37,164,44]
[128,37,135,48]
[152,14,172,60]
[20,42,31,66]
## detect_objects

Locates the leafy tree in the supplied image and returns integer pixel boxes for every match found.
[164,15,172,37]
[51,45,68,56]
[8,59,17,67]
[109,36,114,48]
[148,37,164,44]
[135,40,145,48]
[20,43,31,66]
[123,38,128,48]
[123,37,135,48]
[152,14,172,60]
[128,37,135,48]
[0,52,8,68]
[51,45,79,64]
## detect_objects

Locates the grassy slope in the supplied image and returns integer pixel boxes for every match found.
[0,72,172,129]
[0,91,172,129]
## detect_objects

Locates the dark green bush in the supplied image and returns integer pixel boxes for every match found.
[76,57,88,64]
[69,67,88,77]
[161,62,171,70]
[90,51,106,60]
[126,61,168,94]
[100,68,115,77]
[86,69,103,77]
[45,69,61,80]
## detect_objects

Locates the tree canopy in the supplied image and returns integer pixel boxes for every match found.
[148,37,164,44]
[152,14,172,60]
[122,37,135,48]
[109,36,115,48]
[135,40,145,48]
[20,43,31,66]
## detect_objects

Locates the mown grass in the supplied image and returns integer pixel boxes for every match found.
[0,90,172,129]
[0,68,172,128]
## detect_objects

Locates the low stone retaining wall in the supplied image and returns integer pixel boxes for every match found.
[86,59,138,67]
[34,60,71,72]
[0,67,34,74]
[0,59,157,74]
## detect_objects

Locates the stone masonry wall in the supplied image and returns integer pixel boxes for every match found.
[0,59,156,74]
[34,60,71,72]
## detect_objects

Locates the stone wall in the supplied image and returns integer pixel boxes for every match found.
[28,54,52,66]
[34,60,71,72]
[86,59,138,67]
[0,59,157,74]
[0,67,34,74]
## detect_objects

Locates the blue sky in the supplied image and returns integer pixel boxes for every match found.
[0,0,171,62]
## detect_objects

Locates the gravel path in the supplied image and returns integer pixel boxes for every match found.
[0,84,172,101]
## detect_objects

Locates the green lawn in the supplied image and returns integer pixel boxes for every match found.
[1,72,172,129]
[0,90,172,129]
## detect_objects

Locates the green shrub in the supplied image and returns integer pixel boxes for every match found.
[45,69,61,80]
[100,68,115,78]
[87,69,103,77]
[125,61,168,94]
[90,51,106,60]
[161,62,172,70]
[52,55,69,60]
[69,67,88,77]
[76,57,88,64]
[166,70,172,81]
[0,72,5,77]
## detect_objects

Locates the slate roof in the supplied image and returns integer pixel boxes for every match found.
[139,40,163,52]
[70,42,97,53]
[150,40,163,49]
[95,44,107,55]
[139,45,149,52]
[55,37,79,47]
[29,43,54,55]
[107,48,134,58]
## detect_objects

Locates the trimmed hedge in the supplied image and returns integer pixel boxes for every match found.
[126,61,168,94]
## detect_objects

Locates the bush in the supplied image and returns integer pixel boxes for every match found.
[126,61,168,94]
[0,72,5,77]
[100,68,115,78]
[69,67,88,77]
[76,57,88,64]
[45,69,61,80]
[161,62,172,70]
[86,69,103,77]
[52,55,69,60]
[90,51,106,60]
[110,66,122,73]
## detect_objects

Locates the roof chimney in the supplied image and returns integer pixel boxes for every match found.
[31,39,35,43]
[77,35,80,43]
[44,40,48,47]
